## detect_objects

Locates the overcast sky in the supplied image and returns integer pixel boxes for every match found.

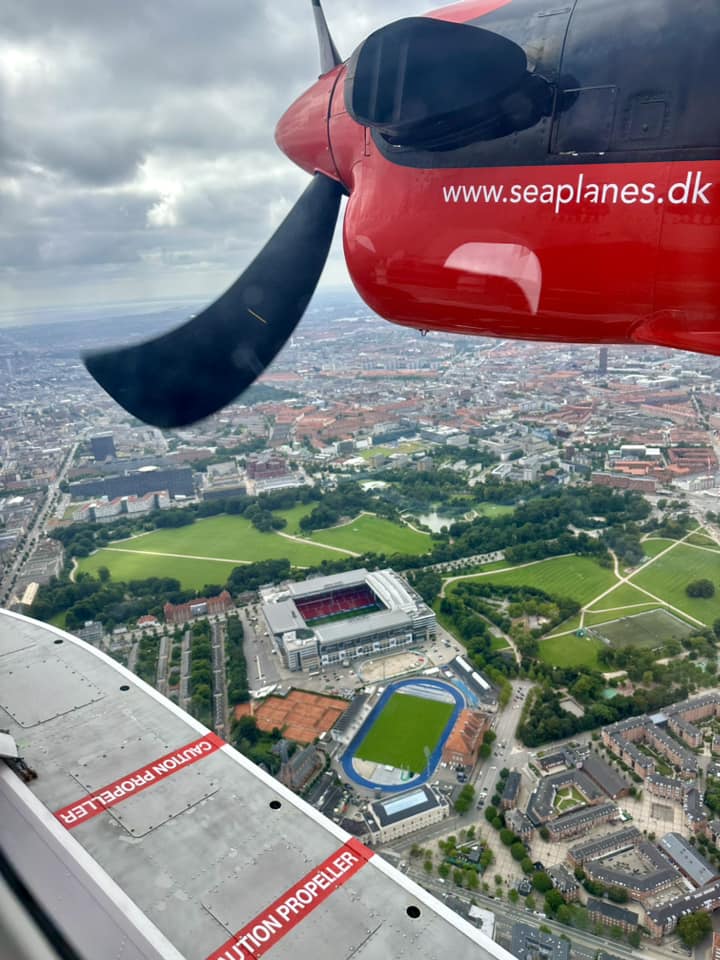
[0,0,425,323]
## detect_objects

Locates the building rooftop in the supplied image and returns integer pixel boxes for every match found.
[502,771,521,803]
[511,922,570,960]
[587,899,639,927]
[580,753,628,798]
[659,832,718,887]
[371,785,447,827]
[569,826,641,863]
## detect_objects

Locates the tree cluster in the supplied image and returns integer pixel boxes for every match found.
[686,579,716,598]
[225,615,249,704]
[454,783,476,814]
[232,715,284,774]
[677,911,712,947]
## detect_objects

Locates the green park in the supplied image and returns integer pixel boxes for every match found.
[77,512,431,590]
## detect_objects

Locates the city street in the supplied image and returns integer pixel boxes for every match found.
[399,863,688,960]
[156,631,169,696]
[211,620,228,737]
[0,441,78,604]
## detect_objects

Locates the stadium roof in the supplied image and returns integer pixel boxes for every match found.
[286,570,370,598]
[264,598,304,635]
[315,609,413,646]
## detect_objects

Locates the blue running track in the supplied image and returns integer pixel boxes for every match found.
[341,678,465,793]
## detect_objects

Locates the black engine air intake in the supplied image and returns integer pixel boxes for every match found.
[344,17,537,150]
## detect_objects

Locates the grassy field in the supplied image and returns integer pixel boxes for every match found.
[631,544,720,624]
[309,514,431,556]
[454,556,617,606]
[490,634,510,651]
[686,532,720,549]
[80,550,241,590]
[583,606,659,629]
[77,515,344,588]
[357,442,425,461]
[275,503,315,535]
[538,633,604,670]
[354,693,454,773]
[589,608,694,648]
[587,582,655,612]
[473,503,515,518]
[642,538,675,558]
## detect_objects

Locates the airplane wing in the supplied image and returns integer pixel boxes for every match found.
[0,609,514,960]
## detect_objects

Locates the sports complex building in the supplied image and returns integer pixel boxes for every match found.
[260,568,437,672]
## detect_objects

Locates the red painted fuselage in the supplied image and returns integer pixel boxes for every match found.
[276,0,720,355]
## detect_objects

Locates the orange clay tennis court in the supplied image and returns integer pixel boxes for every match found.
[234,690,347,743]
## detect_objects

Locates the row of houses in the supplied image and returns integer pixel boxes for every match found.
[603,714,697,779]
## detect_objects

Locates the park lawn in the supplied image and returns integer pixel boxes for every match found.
[547,615,582,636]
[631,543,720,624]
[357,441,425,461]
[641,538,676,558]
[490,634,510,651]
[80,549,242,591]
[538,633,604,669]
[355,693,454,773]
[77,515,343,586]
[309,514,431,556]
[685,531,720,549]
[587,582,656,612]
[474,502,515,518]
[274,502,315,535]
[461,555,617,606]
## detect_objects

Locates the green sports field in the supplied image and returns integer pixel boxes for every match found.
[589,608,694,648]
[309,514,431,556]
[354,692,454,773]
[583,606,660,629]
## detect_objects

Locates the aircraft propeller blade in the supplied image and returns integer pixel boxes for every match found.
[311,0,342,74]
[84,173,343,428]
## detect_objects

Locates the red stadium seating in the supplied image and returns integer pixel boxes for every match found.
[296,586,379,623]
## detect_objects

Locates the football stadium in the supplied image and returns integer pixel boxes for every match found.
[260,568,437,672]
[342,678,464,792]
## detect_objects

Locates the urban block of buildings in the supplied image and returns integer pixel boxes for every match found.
[163,590,233,625]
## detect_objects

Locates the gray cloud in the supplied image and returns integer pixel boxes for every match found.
[0,0,422,320]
